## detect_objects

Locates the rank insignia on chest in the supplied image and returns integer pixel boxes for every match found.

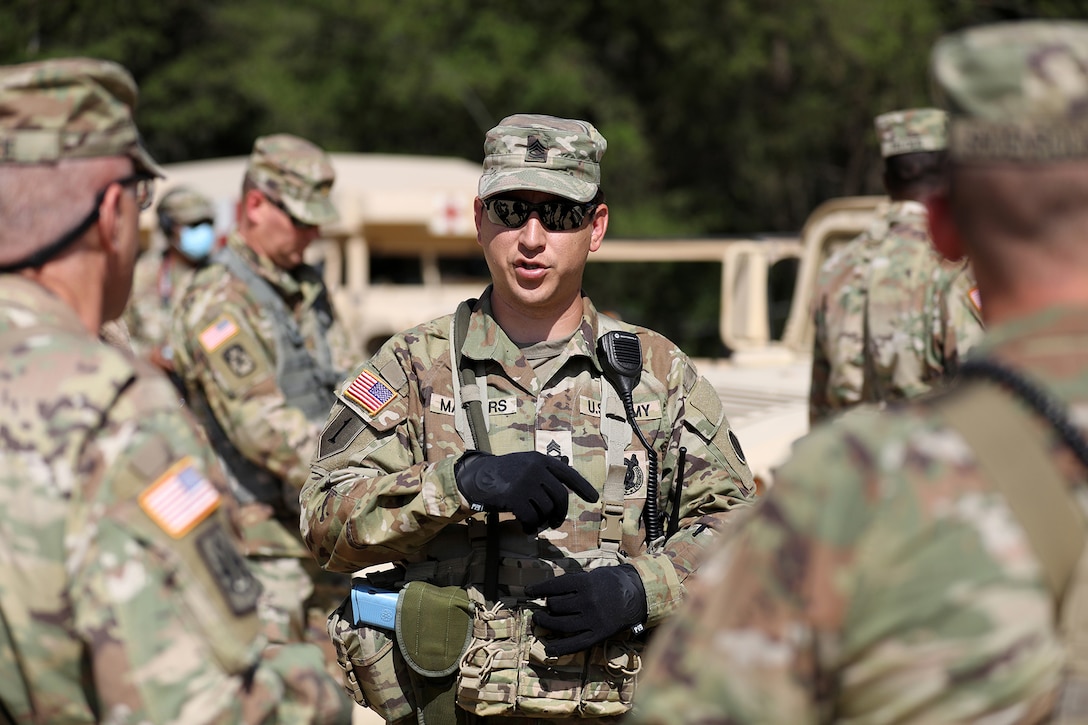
[139,457,221,538]
[344,369,398,415]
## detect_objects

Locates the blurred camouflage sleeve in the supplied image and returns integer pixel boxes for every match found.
[301,344,471,573]
[171,285,320,490]
[935,263,985,370]
[67,365,350,723]
[632,407,1062,723]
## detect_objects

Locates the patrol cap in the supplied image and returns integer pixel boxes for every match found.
[932,20,1088,162]
[0,57,163,176]
[874,108,947,158]
[245,133,338,226]
[479,113,606,203]
[157,185,215,229]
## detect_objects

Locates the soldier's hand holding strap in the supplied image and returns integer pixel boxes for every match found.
[525,564,648,657]
[454,451,600,534]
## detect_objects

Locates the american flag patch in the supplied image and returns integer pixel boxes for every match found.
[968,286,982,315]
[344,369,398,415]
[199,317,239,352]
[139,458,221,538]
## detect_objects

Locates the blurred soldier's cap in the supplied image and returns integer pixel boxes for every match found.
[932,20,1088,162]
[157,185,215,229]
[0,57,163,176]
[245,133,338,226]
[479,114,607,203]
[874,108,948,158]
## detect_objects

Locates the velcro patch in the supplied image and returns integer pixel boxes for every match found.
[222,343,256,377]
[195,524,261,615]
[317,405,366,460]
[139,457,221,539]
[199,316,239,353]
[344,369,399,415]
[430,393,456,415]
[623,451,649,498]
[968,286,982,315]
[536,430,573,466]
[486,397,517,416]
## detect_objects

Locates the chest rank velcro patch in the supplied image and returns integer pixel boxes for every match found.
[139,457,221,538]
[199,316,239,353]
[344,369,399,415]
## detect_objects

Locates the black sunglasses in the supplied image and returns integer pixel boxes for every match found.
[483,197,598,232]
[0,173,156,273]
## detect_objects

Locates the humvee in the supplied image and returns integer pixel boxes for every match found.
[143,155,884,483]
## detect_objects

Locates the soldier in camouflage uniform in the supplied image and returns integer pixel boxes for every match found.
[0,57,350,722]
[123,184,216,376]
[169,135,356,667]
[301,114,754,723]
[632,21,1088,723]
[809,107,984,424]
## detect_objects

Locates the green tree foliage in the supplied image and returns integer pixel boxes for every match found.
[2,0,1086,353]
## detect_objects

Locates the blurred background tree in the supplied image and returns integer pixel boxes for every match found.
[2,0,1085,352]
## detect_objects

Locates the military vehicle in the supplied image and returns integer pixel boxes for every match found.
[143,155,884,484]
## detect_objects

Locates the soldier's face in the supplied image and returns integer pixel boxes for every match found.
[247,190,320,269]
[475,190,607,321]
[103,164,144,321]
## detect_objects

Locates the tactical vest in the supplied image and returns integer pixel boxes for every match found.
[190,246,341,511]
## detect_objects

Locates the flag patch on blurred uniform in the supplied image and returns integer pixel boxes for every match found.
[344,369,398,415]
[968,286,982,315]
[139,457,220,538]
[199,317,239,352]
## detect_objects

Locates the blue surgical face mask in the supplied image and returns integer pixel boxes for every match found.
[177,222,216,261]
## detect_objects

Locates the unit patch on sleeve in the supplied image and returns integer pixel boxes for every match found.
[139,457,221,538]
[195,524,261,615]
[222,343,256,377]
[317,405,366,460]
[199,316,239,353]
[344,369,399,415]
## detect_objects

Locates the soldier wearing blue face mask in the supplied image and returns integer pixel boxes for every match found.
[122,184,218,377]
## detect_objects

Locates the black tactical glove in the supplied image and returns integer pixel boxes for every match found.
[525,563,648,657]
[454,451,600,534]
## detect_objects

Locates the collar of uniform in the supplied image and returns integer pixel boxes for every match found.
[226,231,305,299]
[0,274,93,335]
[885,199,928,225]
[462,286,600,367]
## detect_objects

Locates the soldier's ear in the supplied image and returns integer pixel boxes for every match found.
[926,191,965,262]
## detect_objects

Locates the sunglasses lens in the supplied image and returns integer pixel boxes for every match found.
[485,198,594,231]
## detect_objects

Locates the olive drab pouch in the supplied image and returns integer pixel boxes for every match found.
[326,596,416,723]
[457,602,641,718]
[395,582,474,725]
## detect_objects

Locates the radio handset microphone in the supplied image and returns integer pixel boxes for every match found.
[597,331,662,543]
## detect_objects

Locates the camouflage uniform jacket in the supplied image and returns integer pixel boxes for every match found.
[809,200,984,425]
[0,275,351,724]
[301,288,754,625]
[630,306,1088,723]
[121,248,196,358]
[171,232,356,556]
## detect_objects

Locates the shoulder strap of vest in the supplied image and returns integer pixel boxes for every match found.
[940,360,1087,601]
[451,298,490,455]
[943,359,1088,723]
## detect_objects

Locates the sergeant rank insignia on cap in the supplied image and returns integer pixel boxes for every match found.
[344,369,398,415]
[139,457,221,538]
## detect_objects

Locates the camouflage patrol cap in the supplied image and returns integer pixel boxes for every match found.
[0,57,163,176]
[932,20,1088,162]
[479,114,606,203]
[245,133,338,226]
[157,185,215,229]
[874,108,948,158]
